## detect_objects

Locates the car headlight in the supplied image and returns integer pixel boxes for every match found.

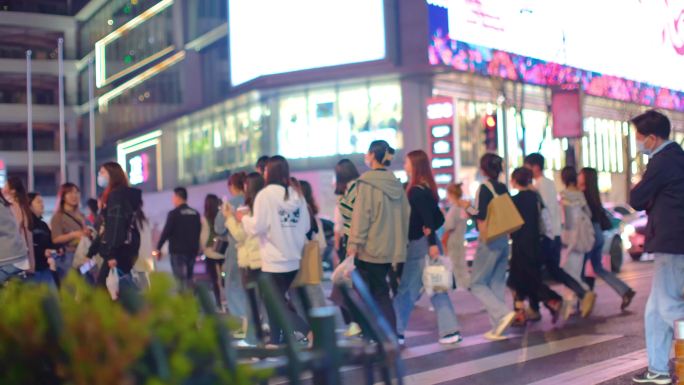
[623,224,635,237]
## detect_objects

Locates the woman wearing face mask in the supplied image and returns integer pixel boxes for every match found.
[578,168,636,311]
[347,140,410,337]
[27,192,58,288]
[88,162,143,287]
[50,183,88,280]
[2,177,35,274]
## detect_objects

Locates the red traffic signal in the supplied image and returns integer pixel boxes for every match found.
[482,114,498,151]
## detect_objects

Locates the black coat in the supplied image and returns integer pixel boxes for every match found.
[89,186,142,273]
[630,142,684,255]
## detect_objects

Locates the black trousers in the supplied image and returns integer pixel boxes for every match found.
[542,236,586,299]
[206,258,225,307]
[260,270,310,344]
[511,239,563,311]
[354,259,397,335]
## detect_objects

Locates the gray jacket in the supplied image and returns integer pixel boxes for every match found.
[0,202,28,268]
[349,169,410,265]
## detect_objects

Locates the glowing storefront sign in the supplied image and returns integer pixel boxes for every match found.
[117,130,162,191]
[128,153,150,186]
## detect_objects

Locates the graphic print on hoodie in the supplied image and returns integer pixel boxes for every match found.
[279,207,301,227]
[242,184,310,273]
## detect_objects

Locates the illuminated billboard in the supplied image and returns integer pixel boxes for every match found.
[428,0,684,111]
[228,0,386,86]
[117,131,162,192]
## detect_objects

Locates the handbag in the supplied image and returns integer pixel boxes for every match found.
[482,181,524,242]
[212,237,229,255]
[293,240,322,287]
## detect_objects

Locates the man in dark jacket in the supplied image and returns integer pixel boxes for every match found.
[629,110,684,385]
[154,187,201,290]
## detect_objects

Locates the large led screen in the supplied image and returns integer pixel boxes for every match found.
[428,0,684,92]
[228,0,386,86]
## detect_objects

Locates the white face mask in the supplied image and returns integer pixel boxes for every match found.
[636,136,654,156]
[97,174,109,188]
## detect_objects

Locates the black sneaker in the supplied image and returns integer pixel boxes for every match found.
[396,334,405,346]
[622,290,636,311]
[632,370,671,384]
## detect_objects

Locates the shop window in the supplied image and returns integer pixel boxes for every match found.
[338,85,370,155]
[278,92,308,159]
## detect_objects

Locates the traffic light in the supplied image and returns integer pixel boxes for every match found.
[483,114,498,152]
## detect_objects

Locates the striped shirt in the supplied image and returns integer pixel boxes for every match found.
[338,178,359,237]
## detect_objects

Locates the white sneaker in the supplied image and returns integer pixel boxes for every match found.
[235,339,254,347]
[397,334,405,346]
[493,311,516,337]
[344,322,362,337]
[438,332,463,345]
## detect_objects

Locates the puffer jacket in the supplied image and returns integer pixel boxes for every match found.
[226,209,261,270]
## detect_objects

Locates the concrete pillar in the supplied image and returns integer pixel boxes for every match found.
[400,75,433,154]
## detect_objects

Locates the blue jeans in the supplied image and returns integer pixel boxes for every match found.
[170,254,195,291]
[55,252,75,280]
[471,236,510,328]
[29,270,57,289]
[224,249,247,318]
[0,264,24,285]
[394,237,460,337]
[645,254,684,374]
[585,223,630,297]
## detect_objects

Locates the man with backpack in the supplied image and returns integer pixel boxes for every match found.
[629,110,684,385]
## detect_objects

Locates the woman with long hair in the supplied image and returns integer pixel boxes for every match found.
[2,177,35,273]
[132,200,153,290]
[297,180,328,308]
[0,188,29,284]
[347,140,410,338]
[214,171,249,321]
[50,183,87,279]
[332,159,362,335]
[27,192,57,287]
[470,153,516,340]
[334,159,361,261]
[224,172,265,344]
[393,150,462,345]
[579,168,636,310]
[201,194,226,307]
[88,162,143,287]
[559,167,595,318]
[241,155,311,344]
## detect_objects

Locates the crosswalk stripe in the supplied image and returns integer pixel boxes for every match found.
[401,332,523,359]
[379,334,623,385]
[526,349,647,385]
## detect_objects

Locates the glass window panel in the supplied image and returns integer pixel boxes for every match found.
[338,85,370,155]
[278,92,308,159]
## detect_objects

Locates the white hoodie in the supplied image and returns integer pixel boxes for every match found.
[242,184,310,273]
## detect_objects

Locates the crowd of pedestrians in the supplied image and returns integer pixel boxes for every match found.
[2,110,681,384]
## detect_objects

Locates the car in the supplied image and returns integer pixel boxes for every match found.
[605,203,648,262]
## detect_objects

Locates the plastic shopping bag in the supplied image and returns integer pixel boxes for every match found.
[422,255,453,296]
[106,268,120,300]
[331,256,355,284]
[72,236,92,268]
